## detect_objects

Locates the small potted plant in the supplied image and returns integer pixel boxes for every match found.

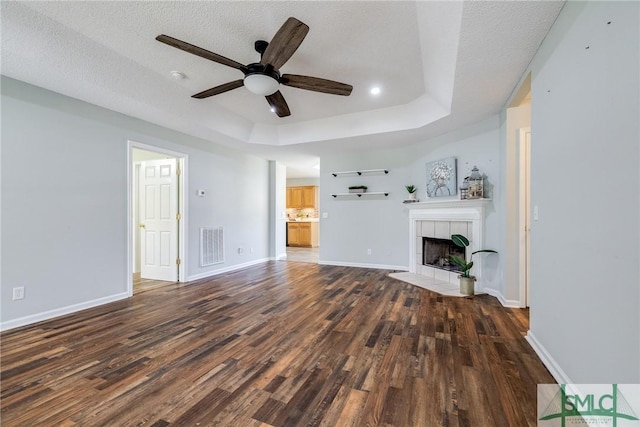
[348,185,368,194]
[449,234,497,296]
[405,185,417,200]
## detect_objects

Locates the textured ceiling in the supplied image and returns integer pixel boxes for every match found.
[1,1,564,177]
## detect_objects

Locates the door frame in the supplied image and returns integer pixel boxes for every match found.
[127,140,188,296]
[518,128,531,307]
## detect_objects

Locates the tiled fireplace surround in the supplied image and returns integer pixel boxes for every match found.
[409,199,490,288]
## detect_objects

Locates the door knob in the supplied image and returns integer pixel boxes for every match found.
[139,223,146,228]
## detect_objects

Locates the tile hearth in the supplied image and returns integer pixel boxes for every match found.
[389,272,484,297]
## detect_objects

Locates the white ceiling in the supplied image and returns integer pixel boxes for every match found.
[1,1,564,178]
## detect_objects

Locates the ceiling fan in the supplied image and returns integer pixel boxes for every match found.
[156,17,353,118]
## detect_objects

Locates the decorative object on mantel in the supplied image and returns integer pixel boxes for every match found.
[405,184,418,201]
[426,157,457,198]
[467,166,484,199]
[348,185,368,194]
[459,178,469,200]
[459,166,485,199]
[449,234,497,296]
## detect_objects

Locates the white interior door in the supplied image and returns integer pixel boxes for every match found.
[140,159,178,281]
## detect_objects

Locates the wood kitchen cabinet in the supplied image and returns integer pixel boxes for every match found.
[287,222,319,247]
[286,186,317,209]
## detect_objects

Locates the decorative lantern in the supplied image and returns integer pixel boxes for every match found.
[459,178,469,200]
[467,166,484,199]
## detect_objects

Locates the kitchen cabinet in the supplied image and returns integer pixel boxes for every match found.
[287,222,319,247]
[287,186,317,209]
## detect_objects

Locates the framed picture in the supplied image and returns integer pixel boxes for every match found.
[426,157,457,198]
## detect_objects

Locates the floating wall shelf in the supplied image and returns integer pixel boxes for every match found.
[331,169,389,177]
[331,192,389,198]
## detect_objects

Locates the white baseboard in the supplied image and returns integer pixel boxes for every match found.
[482,287,521,308]
[318,260,408,271]
[275,253,287,261]
[187,258,270,281]
[525,331,572,385]
[1,292,130,332]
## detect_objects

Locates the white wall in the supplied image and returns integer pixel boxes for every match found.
[319,117,503,283]
[319,148,410,269]
[269,161,287,260]
[527,1,639,383]
[1,77,271,329]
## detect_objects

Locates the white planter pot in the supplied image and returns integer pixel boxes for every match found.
[459,276,476,296]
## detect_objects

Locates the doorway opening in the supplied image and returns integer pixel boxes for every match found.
[507,72,532,307]
[518,127,531,307]
[285,166,321,264]
[127,141,187,296]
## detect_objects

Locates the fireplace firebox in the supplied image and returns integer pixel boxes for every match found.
[423,237,465,272]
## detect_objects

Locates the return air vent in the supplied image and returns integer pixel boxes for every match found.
[200,227,224,267]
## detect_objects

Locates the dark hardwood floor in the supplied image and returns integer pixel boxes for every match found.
[1,262,554,426]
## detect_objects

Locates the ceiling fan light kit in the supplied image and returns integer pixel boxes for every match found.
[156,17,353,118]
[244,73,280,96]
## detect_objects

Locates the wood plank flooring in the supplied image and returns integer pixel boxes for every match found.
[1,262,554,426]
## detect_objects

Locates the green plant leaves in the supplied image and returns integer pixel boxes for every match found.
[449,234,496,278]
[471,249,498,255]
[451,234,469,248]
[449,255,468,269]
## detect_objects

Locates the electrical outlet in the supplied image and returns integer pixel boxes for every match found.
[238,247,243,254]
[13,287,25,300]
[250,247,254,254]
[367,248,372,255]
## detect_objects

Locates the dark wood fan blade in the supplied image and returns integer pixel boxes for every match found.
[266,91,291,117]
[156,35,246,71]
[192,80,244,99]
[260,17,309,70]
[281,74,353,96]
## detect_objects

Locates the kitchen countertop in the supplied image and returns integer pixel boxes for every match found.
[287,218,319,223]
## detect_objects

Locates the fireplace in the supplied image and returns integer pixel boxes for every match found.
[423,237,465,272]
[408,199,490,286]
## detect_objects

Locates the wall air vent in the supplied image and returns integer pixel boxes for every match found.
[200,227,224,266]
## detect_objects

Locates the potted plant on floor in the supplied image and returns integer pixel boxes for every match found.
[449,234,497,296]
[405,185,417,200]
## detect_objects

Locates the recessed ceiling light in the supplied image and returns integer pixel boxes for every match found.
[370,86,381,95]
[170,71,187,80]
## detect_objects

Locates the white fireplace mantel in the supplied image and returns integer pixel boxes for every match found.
[408,198,492,286]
